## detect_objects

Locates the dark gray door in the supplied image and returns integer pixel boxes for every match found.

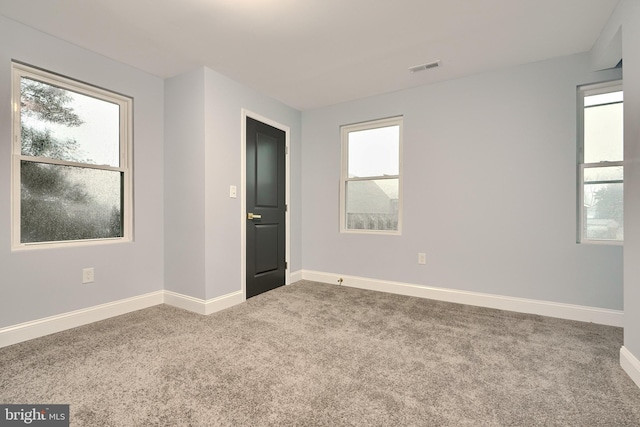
[246,117,286,298]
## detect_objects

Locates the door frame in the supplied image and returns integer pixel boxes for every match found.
[240,109,291,300]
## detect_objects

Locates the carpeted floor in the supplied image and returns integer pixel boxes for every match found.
[1,281,640,426]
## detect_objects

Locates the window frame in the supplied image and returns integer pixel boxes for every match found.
[577,80,623,245]
[11,62,133,250]
[339,116,403,235]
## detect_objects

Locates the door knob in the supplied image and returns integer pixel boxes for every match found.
[247,213,262,220]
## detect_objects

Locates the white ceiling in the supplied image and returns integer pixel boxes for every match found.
[0,0,620,110]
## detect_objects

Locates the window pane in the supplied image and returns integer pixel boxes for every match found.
[21,77,120,167]
[21,161,123,243]
[584,166,623,183]
[583,182,623,241]
[348,125,399,177]
[346,179,398,231]
[584,102,623,163]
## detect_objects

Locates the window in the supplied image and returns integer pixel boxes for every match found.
[340,116,402,234]
[11,62,132,249]
[578,81,623,243]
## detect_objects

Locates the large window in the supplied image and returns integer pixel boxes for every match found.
[340,116,402,234]
[11,62,133,249]
[578,81,623,243]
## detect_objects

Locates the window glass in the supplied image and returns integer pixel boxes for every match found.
[20,77,120,167]
[345,179,399,231]
[584,99,623,163]
[348,125,399,177]
[20,162,123,243]
[583,182,623,241]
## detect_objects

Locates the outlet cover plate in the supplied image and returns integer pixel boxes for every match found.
[418,253,426,265]
[82,268,94,284]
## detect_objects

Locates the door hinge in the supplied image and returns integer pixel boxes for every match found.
[285,262,288,270]
[285,204,288,212]
[285,146,289,155]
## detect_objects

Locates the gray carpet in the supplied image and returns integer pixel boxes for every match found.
[1,281,640,426]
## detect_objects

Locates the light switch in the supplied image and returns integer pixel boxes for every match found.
[230,185,237,198]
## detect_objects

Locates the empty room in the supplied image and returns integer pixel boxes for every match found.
[1,0,640,425]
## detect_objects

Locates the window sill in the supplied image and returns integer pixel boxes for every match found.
[12,237,132,252]
[578,239,623,246]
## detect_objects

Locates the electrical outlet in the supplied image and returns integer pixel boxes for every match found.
[418,253,426,265]
[82,268,94,284]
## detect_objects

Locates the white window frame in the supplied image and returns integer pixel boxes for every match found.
[340,116,403,235]
[577,80,623,245]
[11,62,133,250]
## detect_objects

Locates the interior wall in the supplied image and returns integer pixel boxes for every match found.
[164,66,302,301]
[203,67,302,299]
[301,52,623,310]
[620,0,640,359]
[0,16,165,328]
[164,68,207,299]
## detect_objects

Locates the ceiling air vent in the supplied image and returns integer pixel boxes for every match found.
[409,60,441,73]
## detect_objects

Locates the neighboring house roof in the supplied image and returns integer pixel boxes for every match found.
[347,180,397,214]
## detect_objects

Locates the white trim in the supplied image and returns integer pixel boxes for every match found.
[340,116,403,235]
[289,270,303,284]
[300,270,624,327]
[240,109,292,300]
[164,290,244,315]
[577,79,624,244]
[163,291,205,314]
[0,291,164,348]
[621,346,640,389]
[11,62,134,250]
[0,289,248,348]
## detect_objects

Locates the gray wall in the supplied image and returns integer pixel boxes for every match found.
[164,68,207,299]
[0,16,165,328]
[301,53,623,310]
[620,1,640,360]
[588,0,640,367]
[164,66,302,300]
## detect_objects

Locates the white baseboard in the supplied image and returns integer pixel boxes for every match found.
[621,346,640,389]
[289,270,303,284]
[0,289,248,348]
[0,274,625,350]
[164,290,244,315]
[0,291,164,348]
[300,270,624,327]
